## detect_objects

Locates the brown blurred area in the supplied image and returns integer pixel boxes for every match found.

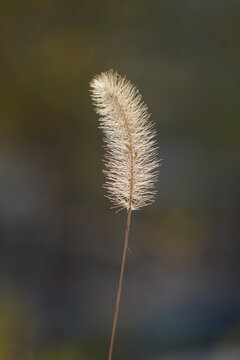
[0,1,240,359]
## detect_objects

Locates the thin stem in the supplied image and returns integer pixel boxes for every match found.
[107,206,132,360]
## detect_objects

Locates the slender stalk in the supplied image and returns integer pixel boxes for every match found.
[107,206,132,360]
[108,81,134,360]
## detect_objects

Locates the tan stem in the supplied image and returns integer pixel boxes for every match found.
[107,206,132,360]
[108,93,134,360]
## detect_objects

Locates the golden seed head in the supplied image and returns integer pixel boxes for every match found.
[90,70,159,211]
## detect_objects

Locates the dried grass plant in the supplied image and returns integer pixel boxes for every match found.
[90,70,159,360]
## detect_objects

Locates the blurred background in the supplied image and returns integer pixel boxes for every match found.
[0,0,240,359]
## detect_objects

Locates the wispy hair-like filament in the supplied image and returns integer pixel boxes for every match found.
[90,70,159,211]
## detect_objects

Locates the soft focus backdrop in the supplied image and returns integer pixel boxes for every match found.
[0,1,240,359]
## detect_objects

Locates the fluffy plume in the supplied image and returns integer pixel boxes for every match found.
[90,70,159,211]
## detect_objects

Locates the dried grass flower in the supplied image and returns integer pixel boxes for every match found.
[90,70,159,360]
[90,70,159,211]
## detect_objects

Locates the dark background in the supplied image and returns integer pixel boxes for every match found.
[0,1,240,359]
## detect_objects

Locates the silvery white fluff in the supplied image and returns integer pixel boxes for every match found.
[90,70,159,211]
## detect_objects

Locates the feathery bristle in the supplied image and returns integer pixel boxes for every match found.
[90,70,159,211]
